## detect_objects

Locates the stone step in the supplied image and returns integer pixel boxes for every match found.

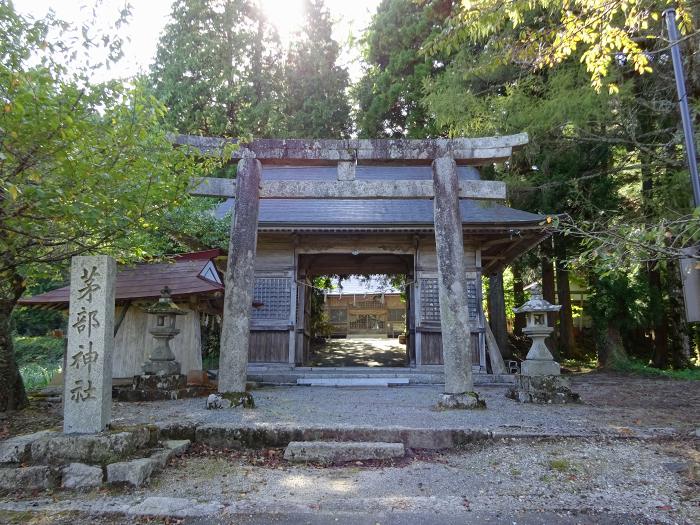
[296,377,410,387]
[284,441,405,463]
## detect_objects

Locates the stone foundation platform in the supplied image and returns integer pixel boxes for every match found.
[506,375,580,404]
[113,374,214,402]
[0,427,190,491]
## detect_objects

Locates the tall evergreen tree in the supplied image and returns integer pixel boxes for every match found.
[150,0,284,137]
[353,0,451,138]
[283,0,351,138]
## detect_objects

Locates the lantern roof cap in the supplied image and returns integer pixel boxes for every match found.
[144,286,187,316]
[513,283,561,313]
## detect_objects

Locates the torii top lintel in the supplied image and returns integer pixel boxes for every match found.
[172,133,528,165]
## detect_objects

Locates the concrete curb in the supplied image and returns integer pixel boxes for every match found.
[156,421,682,450]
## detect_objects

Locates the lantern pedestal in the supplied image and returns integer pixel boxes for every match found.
[507,375,580,404]
[520,325,561,377]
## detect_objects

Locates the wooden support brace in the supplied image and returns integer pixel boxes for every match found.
[484,322,508,375]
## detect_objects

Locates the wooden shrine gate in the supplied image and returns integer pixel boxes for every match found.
[181,135,528,401]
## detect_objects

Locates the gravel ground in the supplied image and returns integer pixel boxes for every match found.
[109,372,699,438]
[1,437,697,524]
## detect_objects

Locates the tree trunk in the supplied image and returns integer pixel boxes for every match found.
[541,239,559,359]
[511,261,526,336]
[487,268,511,359]
[648,265,670,368]
[667,259,692,368]
[554,235,579,359]
[598,322,628,368]
[0,269,28,411]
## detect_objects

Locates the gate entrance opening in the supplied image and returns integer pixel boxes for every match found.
[310,274,408,367]
[296,254,414,367]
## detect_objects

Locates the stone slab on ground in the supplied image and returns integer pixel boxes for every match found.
[0,466,52,491]
[148,440,191,468]
[106,458,156,487]
[30,428,150,465]
[193,423,496,450]
[164,439,190,455]
[61,463,103,489]
[284,441,405,462]
[128,496,223,517]
[0,430,56,465]
[296,377,410,387]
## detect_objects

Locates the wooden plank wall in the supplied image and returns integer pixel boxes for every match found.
[249,330,289,362]
[419,332,481,365]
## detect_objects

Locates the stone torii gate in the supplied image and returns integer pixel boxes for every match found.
[179,134,529,409]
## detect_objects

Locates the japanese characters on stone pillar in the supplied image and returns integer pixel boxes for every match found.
[64,256,116,433]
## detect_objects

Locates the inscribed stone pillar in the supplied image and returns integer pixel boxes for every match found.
[218,156,262,396]
[432,156,474,395]
[64,256,116,433]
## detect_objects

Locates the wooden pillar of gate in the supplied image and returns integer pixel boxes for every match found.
[218,155,262,404]
[432,157,481,406]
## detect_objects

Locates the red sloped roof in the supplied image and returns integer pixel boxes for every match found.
[19,255,223,307]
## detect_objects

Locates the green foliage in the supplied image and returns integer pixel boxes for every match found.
[11,306,65,337]
[283,0,351,138]
[150,0,285,137]
[159,198,231,253]
[11,279,66,336]
[0,2,217,409]
[428,0,694,93]
[0,3,210,280]
[13,336,64,368]
[15,335,63,391]
[309,276,334,341]
[353,0,451,138]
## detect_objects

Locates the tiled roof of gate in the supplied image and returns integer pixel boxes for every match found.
[213,165,546,227]
[18,251,224,307]
[214,198,544,226]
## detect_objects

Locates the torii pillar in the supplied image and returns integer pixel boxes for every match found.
[432,157,485,408]
[217,154,261,407]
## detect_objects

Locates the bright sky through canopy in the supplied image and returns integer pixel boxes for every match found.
[17,0,379,81]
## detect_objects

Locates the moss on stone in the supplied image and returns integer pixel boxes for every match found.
[221,391,255,409]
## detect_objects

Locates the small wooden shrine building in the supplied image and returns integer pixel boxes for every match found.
[19,251,224,379]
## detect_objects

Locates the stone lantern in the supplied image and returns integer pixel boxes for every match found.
[513,283,562,376]
[509,283,579,404]
[142,286,186,375]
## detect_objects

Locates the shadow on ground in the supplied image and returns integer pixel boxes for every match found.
[309,337,407,367]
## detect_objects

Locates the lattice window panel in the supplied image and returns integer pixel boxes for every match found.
[419,278,479,323]
[330,309,347,323]
[251,277,291,320]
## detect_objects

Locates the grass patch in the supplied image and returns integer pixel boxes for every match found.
[562,355,700,380]
[548,459,573,472]
[613,358,700,381]
[14,335,64,391]
[20,363,61,391]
